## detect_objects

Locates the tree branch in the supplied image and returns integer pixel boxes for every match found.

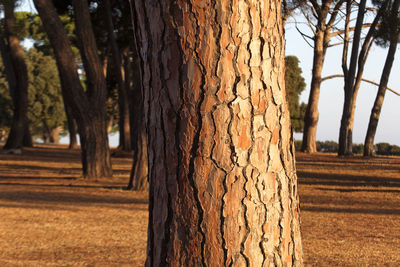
[321,74,400,96]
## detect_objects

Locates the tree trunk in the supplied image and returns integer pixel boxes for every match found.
[301,31,326,153]
[64,101,78,149]
[133,0,303,265]
[301,0,343,153]
[49,126,63,144]
[338,0,385,155]
[33,0,112,178]
[103,0,132,151]
[127,50,148,190]
[364,0,400,156]
[1,1,31,150]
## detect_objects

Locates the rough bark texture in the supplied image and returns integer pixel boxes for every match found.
[364,0,400,156]
[2,1,31,150]
[33,0,112,178]
[133,0,303,265]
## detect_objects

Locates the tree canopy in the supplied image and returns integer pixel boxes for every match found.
[285,55,307,132]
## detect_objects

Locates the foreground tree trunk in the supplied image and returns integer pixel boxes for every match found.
[33,0,112,178]
[364,0,400,156]
[1,1,31,150]
[133,0,303,265]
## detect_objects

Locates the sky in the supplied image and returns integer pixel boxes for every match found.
[285,16,400,146]
[16,0,400,147]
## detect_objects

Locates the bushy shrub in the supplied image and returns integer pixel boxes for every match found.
[352,143,364,154]
[375,143,400,156]
[375,142,392,155]
[316,140,338,153]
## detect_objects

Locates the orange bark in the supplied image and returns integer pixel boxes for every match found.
[133,0,303,265]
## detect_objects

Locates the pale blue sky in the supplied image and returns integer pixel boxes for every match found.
[286,19,400,146]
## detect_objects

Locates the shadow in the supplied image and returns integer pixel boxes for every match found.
[0,164,82,173]
[298,161,400,172]
[302,205,400,216]
[315,187,400,194]
[0,202,149,212]
[297,171,400,187]
[0,189,148,206]
[0,164,130,175]
[0,182,126,190]
[0,176,77,180]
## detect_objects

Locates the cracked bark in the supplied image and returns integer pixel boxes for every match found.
[133,0,303,265]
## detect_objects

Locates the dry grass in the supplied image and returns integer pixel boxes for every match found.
[0,144,148,266]
[0,144,400,265]
[297,152,400,266]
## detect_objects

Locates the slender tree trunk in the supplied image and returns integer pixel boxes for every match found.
[72,0,113,177]
[301,0,343,153]
[302,31,326,153]
[364,0,400,156]
[33,0,112,178]
[103,0,132,151]
[127,50,148,190]
[133,0,303,265]
[338,0,385,155]
[2,2,31,150]
[59,88,78,149]
[65,102,78,149]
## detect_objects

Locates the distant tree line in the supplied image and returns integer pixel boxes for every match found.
[294,139,400,156]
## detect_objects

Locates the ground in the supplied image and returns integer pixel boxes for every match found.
[0,144,399,266]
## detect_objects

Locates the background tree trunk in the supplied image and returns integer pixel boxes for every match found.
[338,0,385,155]
[64,101,78,149]
[33,0,112,178]
[133,0,303,265]
[301,0,344,153]
[302,31,325,153]
[2,1,31,150]
[71,0,113,178]
[103,0,132,151]
[364,0,400,156]
[127,50,148,190]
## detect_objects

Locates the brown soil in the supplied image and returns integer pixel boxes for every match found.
[0,144,399,266]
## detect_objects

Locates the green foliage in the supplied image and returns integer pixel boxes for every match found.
[352,143,364,155]
[0,58,12,137]
[316,140,339,153]
[285,55,307,132]
[26,48,66,140]
[27,12,78,56]
[375,142,400,156]
[315,141,365,154]
[373,0,400,47]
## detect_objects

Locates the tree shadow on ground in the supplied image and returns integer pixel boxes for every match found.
[297,171,400,187]
[0,189,148,206]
